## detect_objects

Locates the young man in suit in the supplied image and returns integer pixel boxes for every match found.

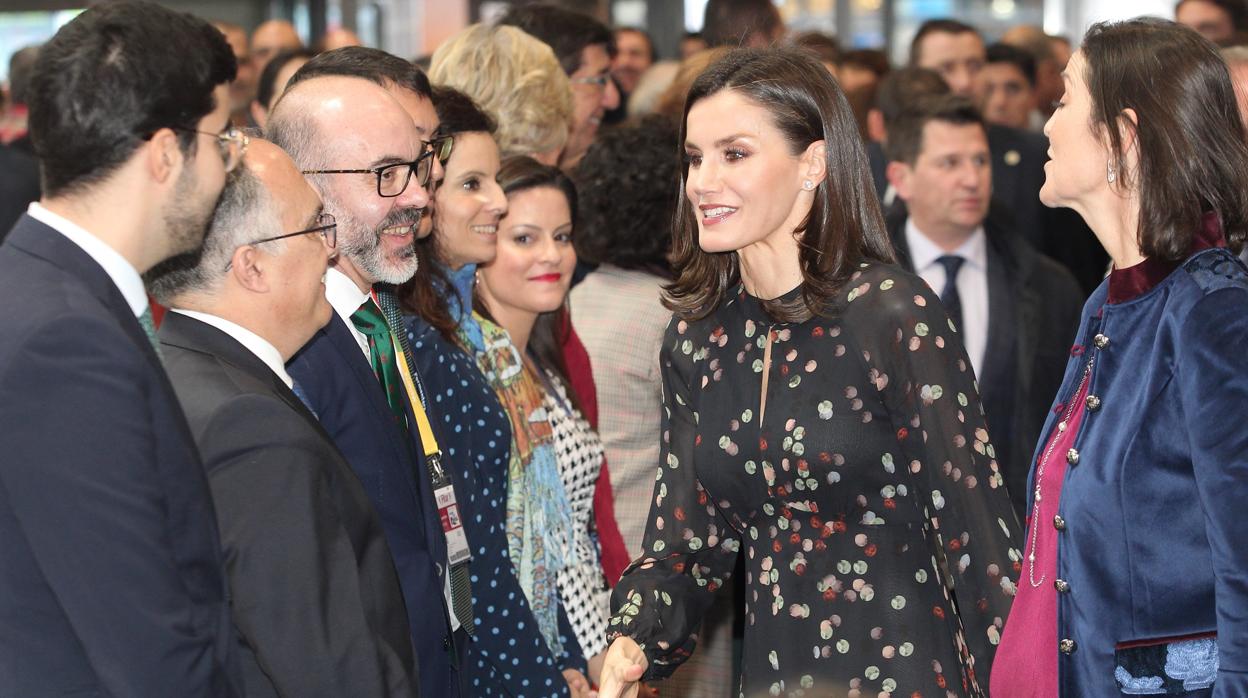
[910,18,1108,295]
[148,138,419,697]
[268,75,473,698]
[0,3,243,695]
[885,95,1084,521]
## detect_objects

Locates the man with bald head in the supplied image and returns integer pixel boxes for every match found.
[148,138,419,697]
[267,76,471,698]
[251,19,303,76]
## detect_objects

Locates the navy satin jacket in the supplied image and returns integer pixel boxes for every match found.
[1029,222,1248,696]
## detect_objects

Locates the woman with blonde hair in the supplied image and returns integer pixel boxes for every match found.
[430,23,572,165]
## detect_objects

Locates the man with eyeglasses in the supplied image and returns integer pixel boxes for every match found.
[0,3,245,695]
[269,74,473,698]
[500,4,621,171]
[147,138,419,697]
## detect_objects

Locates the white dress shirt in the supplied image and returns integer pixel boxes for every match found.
[169,309,293,388]
[28,202,148,318]
[905,219,989,378]
[324,266,372,357]
[321,265,459,629]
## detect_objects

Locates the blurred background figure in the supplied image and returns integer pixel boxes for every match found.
[980,42,1037,130]
[625,60,680,118]
[213,22,255,127]
[701,0,785,48]
[611,27,656,98]
[680,31,708,58]
[249,48,314,128]
[1176,0,1248,44]
[791,30,840,75]
[316,27,362,52]
[0,45,38,149]
[1001,24,1068,128]
[250,19,302,76]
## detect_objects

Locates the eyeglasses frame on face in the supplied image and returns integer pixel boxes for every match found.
[427,133,454,165]
[168,125,249,173]
[301,149,437,198]
[570,74,611,89]
[223,213,338,271]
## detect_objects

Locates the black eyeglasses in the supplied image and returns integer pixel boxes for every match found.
[426,134,454,165]
[225,213,337,270]
[170,126,248,172]
[302,150,435,197]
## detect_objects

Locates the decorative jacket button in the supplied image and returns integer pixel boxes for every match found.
[1094,333,1110,349]
[1066,448,1080,465]
[1086,395,1102,411]
[1060,639,1077,654]
[1053,515,1067,531]
[1054,579,1070,593]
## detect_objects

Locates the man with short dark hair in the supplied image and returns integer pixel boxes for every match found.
[149,138,420,698]
[268,74,471,698]
[500,4,620,170]
[251,18,303,75]
[0,3,243,694]
[612,27,656,96]
[1000,24,1064,124]
[981,42,1037,130]
[910,18,1107,295]
[885,95,1083,520]
[702,0,785,48]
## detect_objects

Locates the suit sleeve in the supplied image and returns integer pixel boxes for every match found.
[200,394,417,698]
[1177,287,1248,695]
[0,315,236,697]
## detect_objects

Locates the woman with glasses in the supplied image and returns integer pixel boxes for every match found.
[598,48,1021,698]
[398,87,591,698]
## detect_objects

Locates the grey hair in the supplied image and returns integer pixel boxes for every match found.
[146,164,282,304]
[264,104,330,174]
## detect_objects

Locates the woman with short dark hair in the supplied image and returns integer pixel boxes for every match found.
[599,47,1021,698]
[991,18,1248,697]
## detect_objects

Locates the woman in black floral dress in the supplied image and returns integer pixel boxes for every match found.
[599,48,1022,698]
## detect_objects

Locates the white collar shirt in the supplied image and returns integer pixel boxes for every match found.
[324,266,372,358]
[905,219,989,379]
[28,202,148,318]
[169,309,293,388]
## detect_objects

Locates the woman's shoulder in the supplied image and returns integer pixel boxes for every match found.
[829,261,944,323]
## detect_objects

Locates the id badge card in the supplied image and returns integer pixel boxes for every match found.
[434,483,472,566]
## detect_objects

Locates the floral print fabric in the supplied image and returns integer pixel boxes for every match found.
[608,262,1022,697]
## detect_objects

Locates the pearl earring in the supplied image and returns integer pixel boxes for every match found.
[803,180,814,190]
[1107,160,1117,184]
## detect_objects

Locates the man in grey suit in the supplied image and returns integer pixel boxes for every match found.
[148,138,420,697]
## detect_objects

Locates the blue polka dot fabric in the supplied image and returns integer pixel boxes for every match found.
[406,313,576,696]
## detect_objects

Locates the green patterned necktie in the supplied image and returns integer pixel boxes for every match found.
[138,306,161,357]
[350,297,407,430]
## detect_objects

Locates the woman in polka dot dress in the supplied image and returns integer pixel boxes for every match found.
[598,48,1022,698]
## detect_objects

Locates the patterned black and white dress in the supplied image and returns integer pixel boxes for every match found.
[543,370,610,659]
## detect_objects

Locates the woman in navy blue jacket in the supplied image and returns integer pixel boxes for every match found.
[992,18,1248,697]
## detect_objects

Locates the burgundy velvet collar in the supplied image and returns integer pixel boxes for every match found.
[1106,213,1226,304]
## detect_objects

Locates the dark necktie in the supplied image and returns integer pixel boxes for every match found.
[936,255,965,333]
[350,298,407,430]
[375,288,477,636]
[138,306,161,356]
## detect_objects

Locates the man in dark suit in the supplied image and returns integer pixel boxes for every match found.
[147,138,420,697]
[0,143,40,241]
[908,18,1108,295]
[884,95,1084,520]
[0,3,243,695]
[267,74,474,698]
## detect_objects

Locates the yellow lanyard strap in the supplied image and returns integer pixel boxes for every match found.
[390,328,440,459]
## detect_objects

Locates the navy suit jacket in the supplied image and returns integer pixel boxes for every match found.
[0,215,240,696]
[288,311,460,698]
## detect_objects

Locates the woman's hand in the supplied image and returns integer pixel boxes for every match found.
[596,636,649,698]
[563,668,591,698]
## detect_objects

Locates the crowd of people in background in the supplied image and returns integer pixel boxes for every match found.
[1,0,1246,696]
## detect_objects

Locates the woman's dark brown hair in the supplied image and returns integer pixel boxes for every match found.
[398,85,498,341]
[477,155,582,407]
[665,47,895,322]
[1082,18,1248,257]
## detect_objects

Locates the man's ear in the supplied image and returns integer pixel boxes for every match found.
[145,127,182,185]
[229,245,271,293]
[800,140,828,189]
[886,160,913,202]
